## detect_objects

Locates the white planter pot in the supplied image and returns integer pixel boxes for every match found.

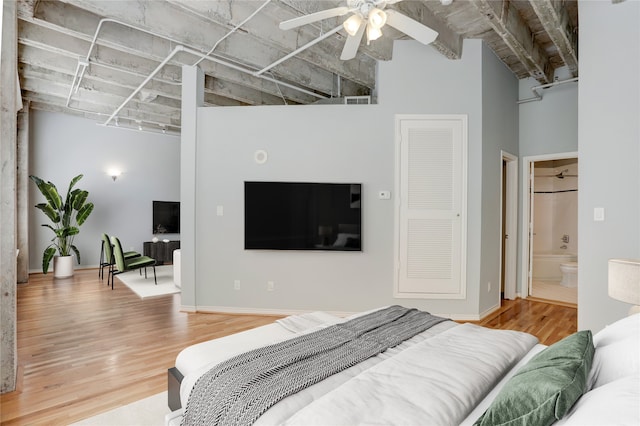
[53,255,74,278]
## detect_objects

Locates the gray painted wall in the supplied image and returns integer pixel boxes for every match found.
[578,1,640,332]
[188,39,519,318]
[28,110,180,272]
[479,44,520,314]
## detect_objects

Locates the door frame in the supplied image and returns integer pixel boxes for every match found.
[501,151,518,301]
[520,151,578,298]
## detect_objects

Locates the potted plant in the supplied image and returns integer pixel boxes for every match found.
[30,174,94,277]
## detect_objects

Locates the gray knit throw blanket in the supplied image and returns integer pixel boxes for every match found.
[181,305,448,426]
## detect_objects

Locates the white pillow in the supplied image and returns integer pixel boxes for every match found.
[592,313,640,347]
[587,336,640,389]
[556,374,640,425]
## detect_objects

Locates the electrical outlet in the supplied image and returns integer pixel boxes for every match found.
[234,280,240,290]
[488,282,491,292]
[267,281,275,292]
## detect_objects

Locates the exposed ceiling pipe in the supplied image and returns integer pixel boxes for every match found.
[102,45,187,126]
[254,25,343,76]
[66,18,185,107]
[517,77,579,104]
[78,7,330,127]
[192,0,272,67]
[103,43,329,126]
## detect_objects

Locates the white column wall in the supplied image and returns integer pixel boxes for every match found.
[578,0,640,332]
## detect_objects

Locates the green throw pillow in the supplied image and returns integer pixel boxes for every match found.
[475,330,594,426]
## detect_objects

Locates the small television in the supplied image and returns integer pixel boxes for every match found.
[153,200,180,234]
[244,182,361,251]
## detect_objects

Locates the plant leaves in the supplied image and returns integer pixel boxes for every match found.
[43,181,62,210]
[42,246,56,274]
[31,174,92,272]
[72,190,88,211]
[76,203,94,226]
[67,174,83,193]
[71,245,81,264]
[35,203,60,223]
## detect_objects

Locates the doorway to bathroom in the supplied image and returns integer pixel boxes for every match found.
[522,153,578,305]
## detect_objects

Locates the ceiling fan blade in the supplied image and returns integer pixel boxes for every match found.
[385,9,439,45]
[280,7,350,30]
[340,23,366,60]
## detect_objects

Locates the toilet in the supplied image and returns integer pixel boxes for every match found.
[560,262,578,287]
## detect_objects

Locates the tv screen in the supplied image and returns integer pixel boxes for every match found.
[244,182,361,251]
[153,201,180,234]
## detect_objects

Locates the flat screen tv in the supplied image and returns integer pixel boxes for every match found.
[153,200,180,234]
[244,182,361,251]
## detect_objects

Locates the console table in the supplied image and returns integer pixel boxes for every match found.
[143,240,180,264]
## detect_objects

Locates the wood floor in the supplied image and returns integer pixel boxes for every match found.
[1,269,577,425]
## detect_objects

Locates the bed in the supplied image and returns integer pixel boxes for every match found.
[166,306,640,426]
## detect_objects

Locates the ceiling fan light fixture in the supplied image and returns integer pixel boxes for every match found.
[343,14,363,36]
[368,8,387,29]
[366,25,383,43]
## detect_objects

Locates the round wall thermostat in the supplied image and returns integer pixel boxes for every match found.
[254,150,268,164]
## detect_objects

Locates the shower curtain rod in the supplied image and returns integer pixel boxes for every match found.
[534,189,578,194]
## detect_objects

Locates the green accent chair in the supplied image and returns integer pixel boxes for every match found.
[99,233,140,281]
[110,236,157,290]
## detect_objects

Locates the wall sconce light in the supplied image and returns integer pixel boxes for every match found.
[108,169,122,181]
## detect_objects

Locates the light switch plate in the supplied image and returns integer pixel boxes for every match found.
[594,207,605,221]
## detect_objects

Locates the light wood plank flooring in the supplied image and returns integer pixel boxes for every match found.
[1,269,576,425]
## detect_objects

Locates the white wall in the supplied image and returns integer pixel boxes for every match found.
[578,0,640,332]
[29,110,180,272]
[479,44,519,313]
[532,163,578,254]
[187,39,519,317]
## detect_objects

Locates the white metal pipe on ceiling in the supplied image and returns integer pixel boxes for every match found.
[517,77,579,104]
[73,4,330,128]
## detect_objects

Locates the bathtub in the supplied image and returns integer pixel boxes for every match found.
[532,251,577,282]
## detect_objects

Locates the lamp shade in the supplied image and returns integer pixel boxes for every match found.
[608,259,640,305]
[343,14,363,36]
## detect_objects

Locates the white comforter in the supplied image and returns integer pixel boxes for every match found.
[175,313,538,426]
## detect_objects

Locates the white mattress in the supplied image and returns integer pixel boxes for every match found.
[169,311,540,426]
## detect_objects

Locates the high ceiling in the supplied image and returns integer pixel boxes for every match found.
[16,0,578,135]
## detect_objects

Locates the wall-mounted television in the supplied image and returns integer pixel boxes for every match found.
[244,182,361,251]
[153,200,180,234]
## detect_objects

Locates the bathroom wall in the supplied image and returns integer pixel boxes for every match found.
[532,159,578,254]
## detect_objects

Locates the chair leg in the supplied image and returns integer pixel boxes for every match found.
[144,267,148,279]
[153,265,157,285]
[99,242,104,279]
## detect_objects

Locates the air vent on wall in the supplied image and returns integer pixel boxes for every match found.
[344,96,371,105]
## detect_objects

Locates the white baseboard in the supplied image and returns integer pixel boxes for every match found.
[192,305,358,318]
[186,305,502,321]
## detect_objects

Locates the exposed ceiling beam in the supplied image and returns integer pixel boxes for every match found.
[167,0,376,90]
[529,0,578,77]
[470,0,553,83]
[55,0,369,96]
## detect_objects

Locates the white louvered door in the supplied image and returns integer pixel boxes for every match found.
[394,115,467,299]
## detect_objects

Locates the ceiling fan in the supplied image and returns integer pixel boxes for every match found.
[279,0,439,60]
